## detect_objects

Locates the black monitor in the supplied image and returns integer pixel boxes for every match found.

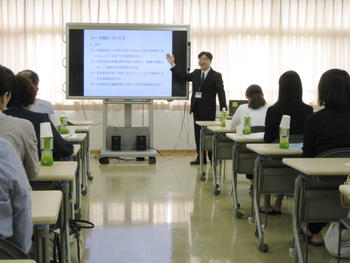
[66,23,190,100]
[228,100,248,116]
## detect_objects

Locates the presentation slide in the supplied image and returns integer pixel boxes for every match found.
[83,30,172,97]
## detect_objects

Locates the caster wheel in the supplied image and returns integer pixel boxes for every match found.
[255,230,259,238]
[201,172,206,177]
[214,189,221,196]
[88,173,93,181]
[237,203,241,209]
[259,243,269,253]
[99,157,109,164]
[215,184,220,189]
[236,211,244,219]
[200,175,206,181]
[149,157,156,164]
[81,189,87,196]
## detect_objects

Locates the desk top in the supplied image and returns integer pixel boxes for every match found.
[69,120,93,126]
[226,133,264,143]
[339,185,350,198]
[72,125,91,132]
[207,126,236,133]
[246,143,303,155]
[195,121,221,127]
[73,144,81,157]
[35,161,77,181]
[0,261,37,263]
[61,133,87,142]
[31,190,62,225]
[282,158,350,176]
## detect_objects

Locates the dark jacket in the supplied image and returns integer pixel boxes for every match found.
[264,102,313,143]
[4,108,73,160]
[303,108,350,157]
[171,66,227,120]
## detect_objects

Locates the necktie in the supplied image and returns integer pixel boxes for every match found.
[201,72,205,81]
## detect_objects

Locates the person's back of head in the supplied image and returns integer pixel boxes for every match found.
[0,65,15,97]
[246,84,266,109]
[17,69,39,86]
[318,69,350,110]
[7,75,37,109]
[277,70,303,106]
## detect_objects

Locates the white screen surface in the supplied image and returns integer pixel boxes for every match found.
[83,30,172,97]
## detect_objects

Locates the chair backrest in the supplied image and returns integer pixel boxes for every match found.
[251,126,265,133]
[307,148,350,189]
[228,99,248,116]
[272,134,304,144]
[0,238,29,259]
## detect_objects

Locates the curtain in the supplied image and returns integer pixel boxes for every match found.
[1,0,350,108]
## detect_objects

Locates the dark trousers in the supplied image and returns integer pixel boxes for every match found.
[308,222,327,234]
[193,106,213,161]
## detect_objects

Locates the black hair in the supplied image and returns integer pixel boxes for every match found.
[246,84,266,109]
[198,51,213,61]
[318,69,350,110]
[7,75,36,109]
[17,69,39,85]
[0,65,15,97]
[277,70,303,105]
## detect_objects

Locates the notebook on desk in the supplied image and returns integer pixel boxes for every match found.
[229,99,248,116]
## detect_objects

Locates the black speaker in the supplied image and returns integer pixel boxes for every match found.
[136,135,146,151]
[111,136,121,151]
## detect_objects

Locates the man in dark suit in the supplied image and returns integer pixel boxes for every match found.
[166,51,227,165]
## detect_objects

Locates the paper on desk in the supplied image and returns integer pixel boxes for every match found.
[243,132,264,139]
[289,143,303,150]
[61,134,70,139]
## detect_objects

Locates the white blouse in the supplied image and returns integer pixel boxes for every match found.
[230,104,268,128]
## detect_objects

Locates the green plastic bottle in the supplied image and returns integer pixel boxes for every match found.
[221,107,227,127]
[59,113,68,134]
[243,116,251,135]
[279,127,290,149]
[279,115,291,149]
[41,137,53,166]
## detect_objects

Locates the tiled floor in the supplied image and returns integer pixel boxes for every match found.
[81,155,337,263]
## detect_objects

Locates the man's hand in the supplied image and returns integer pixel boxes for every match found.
[166,53,175,67]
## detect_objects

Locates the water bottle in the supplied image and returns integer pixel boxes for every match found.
[40,122,54,166]
[279,115,291,149]
[41,137,53,166]
[221,107,227,127]
[243,115,251,134]
[59,113,69,134]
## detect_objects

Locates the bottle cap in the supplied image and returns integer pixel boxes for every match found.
[280,115,291,129]
[40,122,53,138]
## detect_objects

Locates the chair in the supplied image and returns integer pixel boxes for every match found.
[293,148,350,263]
[0,238,29,259]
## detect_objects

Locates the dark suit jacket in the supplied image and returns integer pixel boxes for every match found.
[303,108,350,157]
[264,102,313,143]
[4,108,74,160]
[171,66,227,120]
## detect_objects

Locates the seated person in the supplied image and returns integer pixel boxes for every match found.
[0,137,32,253]
[4,75,73,160]
[17,69,54,115]
[231,84,268,184]
[261,70,313,214]
[303,69,350,246]
[0,65,39,184]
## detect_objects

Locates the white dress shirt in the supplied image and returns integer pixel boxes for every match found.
[231,103,268,128]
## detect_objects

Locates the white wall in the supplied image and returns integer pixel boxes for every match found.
[56,108,196,151]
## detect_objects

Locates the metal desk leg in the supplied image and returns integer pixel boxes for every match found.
[74,149,82,219]
[293,175,306,263]
[232,143,243,218]
[34,224,49,263]
[81,139,87,196]
[212,132,220,195]
[254,155,269,252]
[199,126,206,181]
[86,131,93,180]
[60,181,71,263]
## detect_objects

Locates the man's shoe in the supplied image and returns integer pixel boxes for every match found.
[190,159,200,165]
